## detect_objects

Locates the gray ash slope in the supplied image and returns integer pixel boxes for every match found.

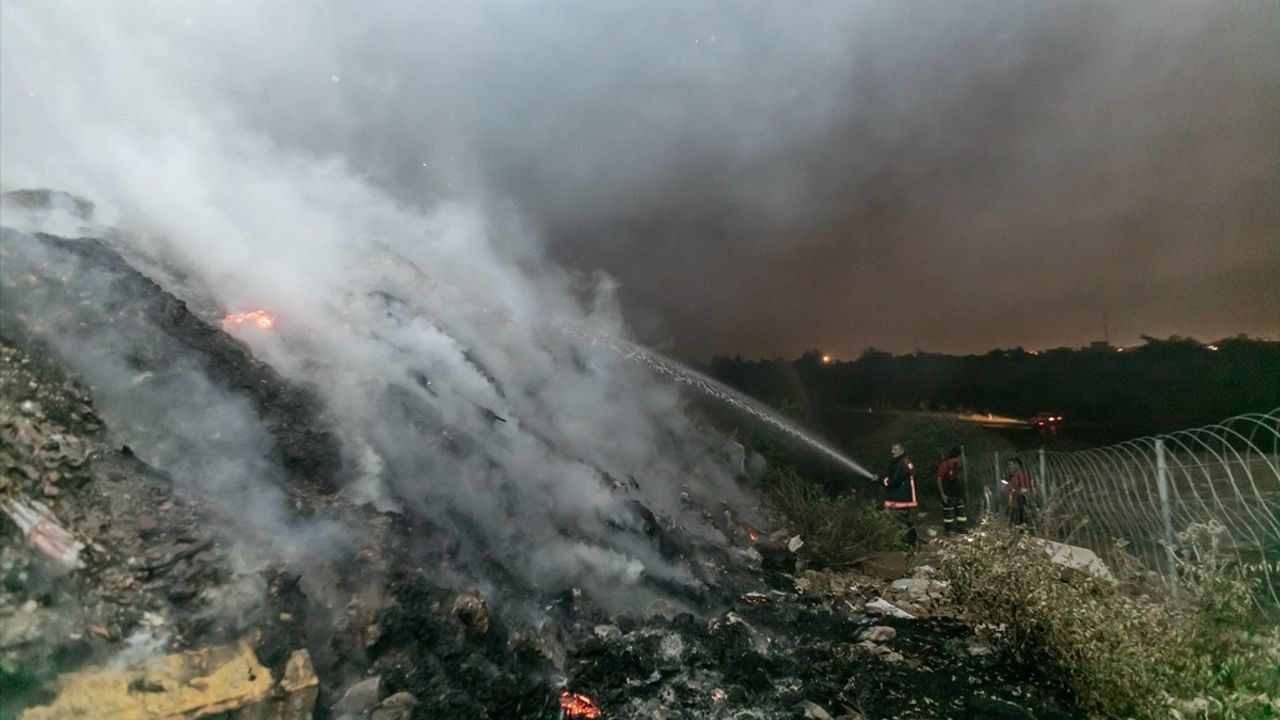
[0,337,1083,719]
[0,199,1083,719]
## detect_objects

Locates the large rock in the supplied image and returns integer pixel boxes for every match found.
[332,675,382,717]
[1036,539,1116,582]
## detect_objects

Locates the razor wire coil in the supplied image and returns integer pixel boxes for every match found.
[967,408,1280,613]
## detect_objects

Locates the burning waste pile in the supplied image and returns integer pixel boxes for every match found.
[0,190,1087,719]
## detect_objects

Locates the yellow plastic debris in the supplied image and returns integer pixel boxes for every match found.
[277,649,320,720]
[21,642,317,720]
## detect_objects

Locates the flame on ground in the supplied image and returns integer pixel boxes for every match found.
[559,690,602,718]
[727,509,760,543]
[222,310,275,329]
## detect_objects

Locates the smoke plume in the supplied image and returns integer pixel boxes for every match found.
[2,1,1275,604]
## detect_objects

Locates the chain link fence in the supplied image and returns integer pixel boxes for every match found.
[965,409,1280,611]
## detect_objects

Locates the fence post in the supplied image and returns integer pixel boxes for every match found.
[1038,447,1047,507]
[992,451,1001,518]
[1155,438,1180,597]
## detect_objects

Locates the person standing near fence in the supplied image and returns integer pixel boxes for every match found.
[879,442,919,546]
[936,447,967,533]
[1003,457,1032,526]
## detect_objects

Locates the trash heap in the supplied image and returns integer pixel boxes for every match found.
[0,203,1086,718]
[0,338,1081,718]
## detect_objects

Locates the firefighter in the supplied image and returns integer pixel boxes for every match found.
[879,442,918,546]
[935,447,967,533]
[1003,457,1032,526]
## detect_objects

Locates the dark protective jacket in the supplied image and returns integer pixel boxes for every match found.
[882,454,918,509]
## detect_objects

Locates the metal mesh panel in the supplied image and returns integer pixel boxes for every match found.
[967,409,1280,611]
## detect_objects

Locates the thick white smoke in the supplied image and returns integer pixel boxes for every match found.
[0,1,762,609]
[10,0,1266,606]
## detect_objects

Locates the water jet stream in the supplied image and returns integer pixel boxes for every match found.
[564,325,873,478]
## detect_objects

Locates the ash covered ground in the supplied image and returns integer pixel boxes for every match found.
[0,193,1083,719]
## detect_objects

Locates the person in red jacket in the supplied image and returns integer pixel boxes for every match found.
[1003,457,1032,526]
[935,447,967,533]
[880,442,918,546]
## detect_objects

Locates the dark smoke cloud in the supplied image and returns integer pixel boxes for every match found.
[5,2,1276,359]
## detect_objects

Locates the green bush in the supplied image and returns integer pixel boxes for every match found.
[937,524,1280,719]
[765,466,905,569]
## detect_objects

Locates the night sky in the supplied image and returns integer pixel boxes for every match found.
[532,3,1280,359]
[5,2,1278,359]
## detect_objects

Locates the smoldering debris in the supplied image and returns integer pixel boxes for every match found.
[1,329,1087,718]
[1,190,1083,719]
[0,198,762,613]
[0,226,343,492]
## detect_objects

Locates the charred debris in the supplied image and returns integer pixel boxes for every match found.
[0,193,1082,719]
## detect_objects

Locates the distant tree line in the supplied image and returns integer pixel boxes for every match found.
[706,335,1280,444]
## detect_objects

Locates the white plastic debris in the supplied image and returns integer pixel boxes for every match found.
[787,535,805,553]
[911,564,937,578]
[1,493,85,569]
[864,597,916,619]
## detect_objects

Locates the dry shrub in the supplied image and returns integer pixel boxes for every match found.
[938,523,1280,719]
[766,466,905,569]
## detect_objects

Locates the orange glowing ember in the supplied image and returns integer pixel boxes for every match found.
[559,690,602,718]
[728,510,761,544]
[222,310,275,329]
